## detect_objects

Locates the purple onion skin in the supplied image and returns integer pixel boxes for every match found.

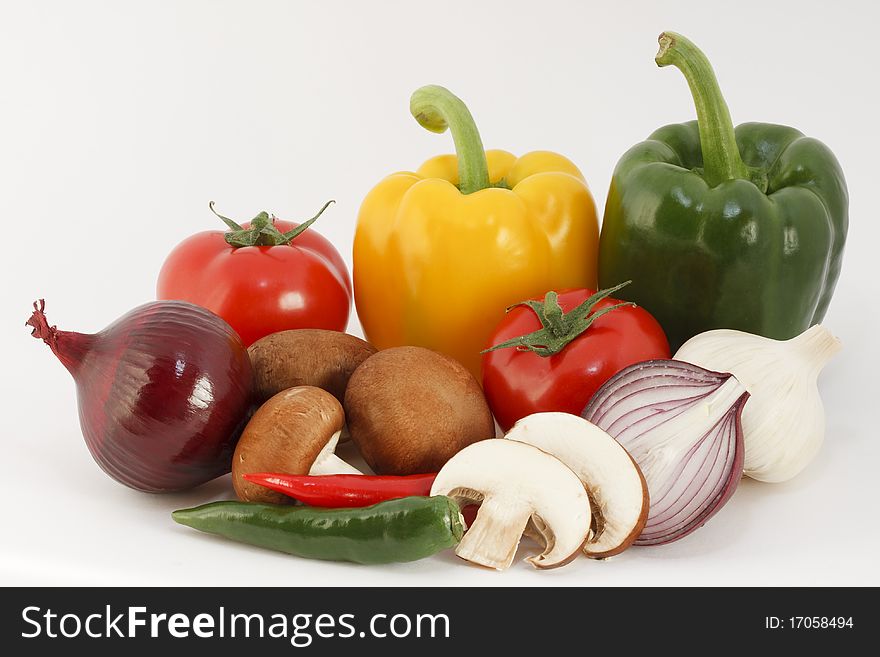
[30,300,254,492]
[636,404,745,546]
[582,359,747,546]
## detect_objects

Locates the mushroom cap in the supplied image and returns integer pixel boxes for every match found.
[248,329,377,403]
[506,412,649,558]
[344,346,495,475]
[431,439,591,570]
[232,386,345,503]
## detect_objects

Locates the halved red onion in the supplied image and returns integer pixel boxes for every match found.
[582,360,748,546]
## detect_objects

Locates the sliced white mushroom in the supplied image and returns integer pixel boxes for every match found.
[506,412,648,559]
[430,439,591,571]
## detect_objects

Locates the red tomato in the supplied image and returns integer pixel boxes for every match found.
[157,215,351,346]
[481,288,670,431]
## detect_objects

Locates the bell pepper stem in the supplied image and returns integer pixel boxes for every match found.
[656,32,750,188]
[410,85,491,195]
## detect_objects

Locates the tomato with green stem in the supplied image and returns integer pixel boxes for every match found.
[157,201,351,346]
[481,282,670,431]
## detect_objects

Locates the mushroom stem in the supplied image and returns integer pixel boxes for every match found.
[309,453,362,475]
[454,496,532,570]
[309,430,362,475]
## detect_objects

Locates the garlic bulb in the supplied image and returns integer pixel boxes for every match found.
[674,325,841,483]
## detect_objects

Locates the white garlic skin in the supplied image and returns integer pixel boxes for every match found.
[674,325,841,483]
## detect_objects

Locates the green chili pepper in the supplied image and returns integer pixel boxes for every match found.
[172,495,464,564]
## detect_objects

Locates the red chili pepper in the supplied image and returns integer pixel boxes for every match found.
[241,473,438,508]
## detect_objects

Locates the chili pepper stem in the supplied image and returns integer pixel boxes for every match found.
[410,85,491,195]
[655,32,750,188]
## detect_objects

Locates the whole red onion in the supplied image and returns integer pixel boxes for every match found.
[28,299,253,492]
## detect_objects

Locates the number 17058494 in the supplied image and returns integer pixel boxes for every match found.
[765,617,854,629]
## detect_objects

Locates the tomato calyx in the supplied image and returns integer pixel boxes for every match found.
[209,200,335,248]
[482,281,635,357]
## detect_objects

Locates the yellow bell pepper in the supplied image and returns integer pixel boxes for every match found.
[354,85,599,378]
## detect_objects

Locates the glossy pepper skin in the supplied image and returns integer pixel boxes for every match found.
[242,472,437,508]
[599,33,848,351]
[172,496,463,564]
[355,85,599,377]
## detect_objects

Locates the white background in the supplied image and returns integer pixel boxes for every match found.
[2,0,878,586]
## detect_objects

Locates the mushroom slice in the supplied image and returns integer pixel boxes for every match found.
[232,386,360,504]
[430,439,591,571]
[506,412,648,559]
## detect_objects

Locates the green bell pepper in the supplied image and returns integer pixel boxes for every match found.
[172,495,464,565]
[598,32,848,350]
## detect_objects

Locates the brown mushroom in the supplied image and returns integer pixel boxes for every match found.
[247,329,377,404]
[232,386,360,503]
[344,346,495,475]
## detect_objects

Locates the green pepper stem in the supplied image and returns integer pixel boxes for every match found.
[410,85,490,195]
[656,32,750,187]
